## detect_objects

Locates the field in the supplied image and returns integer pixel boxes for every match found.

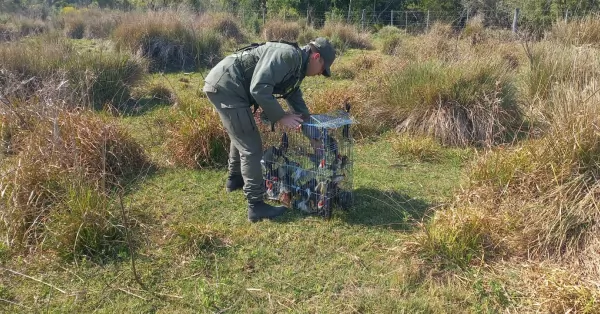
[1,8,600,313]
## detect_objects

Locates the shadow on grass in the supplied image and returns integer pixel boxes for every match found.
[276,188,432,231]
[339,188,432,230]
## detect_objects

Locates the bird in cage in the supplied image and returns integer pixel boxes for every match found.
[266,177,280,199]
[279,185,292,207]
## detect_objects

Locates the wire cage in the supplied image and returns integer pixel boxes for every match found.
[258,105,356,219]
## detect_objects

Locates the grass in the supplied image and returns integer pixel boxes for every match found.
[3,12,600,312]
[0,136,470,312]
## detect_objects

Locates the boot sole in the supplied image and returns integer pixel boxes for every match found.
[225,187,243,193]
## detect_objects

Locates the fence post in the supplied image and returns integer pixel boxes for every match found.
[426,10,430,30]
[261,4,266,25]
[390,10,393,26]
[466,9,470,24]
[347,0,352,23]
[564,9,569,22]
[361,9,366,31]
[512,8,520,33]
[405,11,408,29]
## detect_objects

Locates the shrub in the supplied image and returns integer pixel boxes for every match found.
[0,35,147,109]
[297,26,318,45]
[429,83,600,280]
[0,108,148,253]
[167,103,228,168]
[381,33,402,55]
[262,19,301,42]
[198,12,245,44]
[322,21,372,52]
[113,12,222,72]
[384,60,521,147]
[377,26,402,38]
[463,13,485,45]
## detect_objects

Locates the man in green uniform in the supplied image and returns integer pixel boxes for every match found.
[203,37,336,222]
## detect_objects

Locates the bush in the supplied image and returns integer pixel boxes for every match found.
[198,12,246,44]
[0,108,148,254]
[411,206,496,270]
[114,11,222,72]
[262,19,301,42]
[381,33,402,55]
[167,103,228,168]
[464,85,600,261]
[322,21,372,52]
[0,35,147,109]
[384,60,521,147]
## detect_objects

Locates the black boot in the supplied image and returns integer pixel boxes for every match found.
[248,201,286,222]
[226,174,244,192]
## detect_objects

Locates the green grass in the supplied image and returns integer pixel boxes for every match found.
[0,123,472,312]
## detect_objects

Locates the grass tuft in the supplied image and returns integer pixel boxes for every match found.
[322,21,372,52]
[262,19,300,42]
[113,11,222,72]
[166,103,228,168]
[385,59,521,147]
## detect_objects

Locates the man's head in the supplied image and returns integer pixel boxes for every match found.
[306,37,336,77]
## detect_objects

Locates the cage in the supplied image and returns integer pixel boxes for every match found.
[258,104,355,219]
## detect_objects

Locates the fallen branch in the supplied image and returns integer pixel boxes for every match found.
[0,267,68,294]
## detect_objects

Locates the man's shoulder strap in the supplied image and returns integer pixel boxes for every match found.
[235,40,300,53]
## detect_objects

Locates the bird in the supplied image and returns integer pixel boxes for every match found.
[266,177,279,199]
[293,197,311,213]
[318,158,326,169]
[279,186,292,208]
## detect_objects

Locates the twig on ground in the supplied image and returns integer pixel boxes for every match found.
[0,297,31,309]
[0,266,68,294]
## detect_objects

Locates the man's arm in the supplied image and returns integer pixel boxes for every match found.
[285,88,310,117]
[250,48,301,123]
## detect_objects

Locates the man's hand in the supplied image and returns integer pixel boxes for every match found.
[278,113,304,129]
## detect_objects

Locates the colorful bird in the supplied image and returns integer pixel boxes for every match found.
[266,177,279,200]
[319,158,326,169]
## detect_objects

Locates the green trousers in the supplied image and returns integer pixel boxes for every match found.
[205,92,265,203]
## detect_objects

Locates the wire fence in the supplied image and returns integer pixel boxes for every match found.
[233,8,600,33]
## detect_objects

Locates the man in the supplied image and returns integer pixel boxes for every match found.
[203,37,336,223]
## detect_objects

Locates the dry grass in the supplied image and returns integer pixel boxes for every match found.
[0,101,149,254]
[0,15,49,41]
[262,19,301,42]
[304,84,394,139]
[197,12,246,44]
[166,104,228,168]
[390,134,445,163]
[524,42,600,105]
[551,16,600,47]
[433,82,600,279]
[322,21,372,52]
[114,11,222,72]
[0,35,147,109]
[384,59,522,147]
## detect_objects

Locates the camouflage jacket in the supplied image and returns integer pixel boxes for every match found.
[203,41,310,123]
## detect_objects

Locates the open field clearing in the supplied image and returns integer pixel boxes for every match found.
[2,7,600,313]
